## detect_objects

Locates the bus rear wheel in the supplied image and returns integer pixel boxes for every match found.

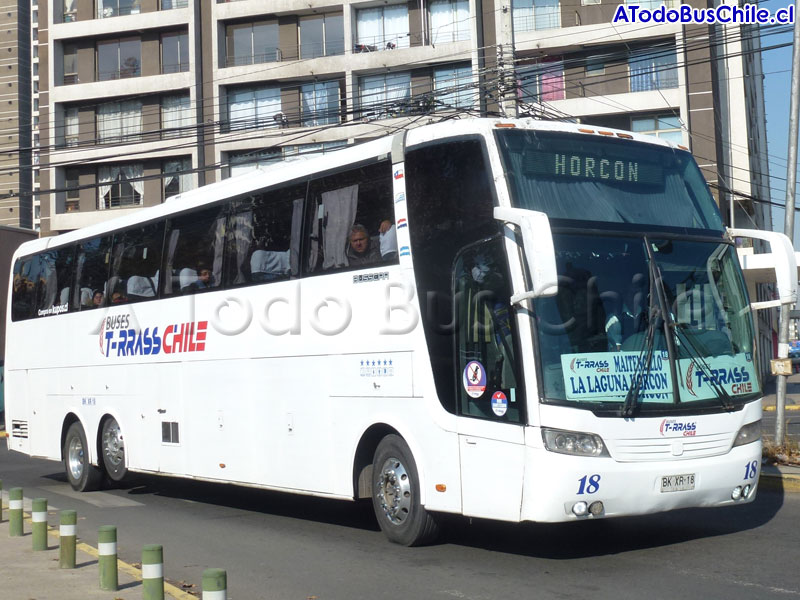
[101,417,127,483]
[372,435,440,546]
[63,422,102,492]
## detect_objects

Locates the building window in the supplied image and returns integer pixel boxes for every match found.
[63,43,78,85]
[226,21,280,66]
[358,73,411,120]
[429,0,470,44]
[227,142,347,178]
[629,46,678,92]
[98,164,143,209]
[586,57,605,76]
[162,32,189,73]
[97,0,141,18]
[161,94,193,138]
[355,5,410,52]
[65,168,80,212]
[97,38,141,81]
[628,0,675,8]
[517,60,565,102]
[163,158,193,199]
[299,13,344,59]
[301,81,340,126]
[631,114,683,144]
[63,107,80,147]
[433,64,475,110]
[161,0,188,8]
[63,0,77,22]
[97,99,142,143]
[226,86,282,131]
[512,0,561,32]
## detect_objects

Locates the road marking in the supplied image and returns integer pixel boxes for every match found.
[41,485,144,508]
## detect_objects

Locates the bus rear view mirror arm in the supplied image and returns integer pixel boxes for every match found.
[493,207,559,302]
[728,228,798,310]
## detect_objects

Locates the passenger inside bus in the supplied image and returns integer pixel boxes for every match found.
[346,224,381,266]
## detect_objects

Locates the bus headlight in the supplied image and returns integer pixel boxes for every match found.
[733,420,761,447]
[542,428,609,457]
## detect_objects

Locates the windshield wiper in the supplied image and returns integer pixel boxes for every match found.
[621,243,662,417]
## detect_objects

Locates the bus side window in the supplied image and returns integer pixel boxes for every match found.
[405,138,498,415]
[164,204,226,296]
[303,160,394,274]
[109,222,165,304]
[11,257,35,321]
[76,236,113,309]
[224,183,305,287]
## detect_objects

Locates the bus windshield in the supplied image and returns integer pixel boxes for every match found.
[496,129,725,233]
[535,234,760,414]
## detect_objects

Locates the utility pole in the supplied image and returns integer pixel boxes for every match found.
[775,0,800,444]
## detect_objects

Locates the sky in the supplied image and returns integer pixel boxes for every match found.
[761,0,797,240]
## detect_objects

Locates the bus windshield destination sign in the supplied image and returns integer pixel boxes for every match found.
[525,150,664,185]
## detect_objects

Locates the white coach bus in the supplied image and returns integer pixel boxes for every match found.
[5,118,796,545]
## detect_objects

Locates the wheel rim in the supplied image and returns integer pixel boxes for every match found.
[67,435,85,481]
[376,456,412,526]
[103,419,124,467]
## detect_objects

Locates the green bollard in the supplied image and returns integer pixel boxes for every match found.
[142,544,164,600]
[59,510,77,569]
[202,568,227,600]
[98,525,118,591]
[31,498,48,551]
[8,487,23,537]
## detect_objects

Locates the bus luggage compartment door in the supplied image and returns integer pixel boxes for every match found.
[458,419,525,521]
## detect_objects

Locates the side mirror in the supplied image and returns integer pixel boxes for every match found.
[493,206,558,303]
[728,228,798,310]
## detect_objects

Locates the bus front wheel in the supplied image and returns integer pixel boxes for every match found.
[63,422,102,492]
[101,417,127,483]
[372,435,440,546]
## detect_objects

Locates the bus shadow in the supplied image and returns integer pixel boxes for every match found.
[40,470,785,556]
[439,487,785,558]
[120,473,381,533]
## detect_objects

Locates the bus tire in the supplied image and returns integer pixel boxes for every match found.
[372,434,440,546]
[101,417,127,483]
[63,422,102,492]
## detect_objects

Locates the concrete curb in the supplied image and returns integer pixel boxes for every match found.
[762,404,800,411]
[758,472,800,493]
[6,506,199,599]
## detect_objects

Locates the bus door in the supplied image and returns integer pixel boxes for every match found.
[453,238,526,521]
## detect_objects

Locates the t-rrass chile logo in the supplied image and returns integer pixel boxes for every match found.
[99,314,208,357]
[660,418,697,436]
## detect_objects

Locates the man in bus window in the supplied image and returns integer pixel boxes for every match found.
[347,224,380,267]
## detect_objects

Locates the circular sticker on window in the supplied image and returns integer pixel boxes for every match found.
[463,361,487,398]
[491,391,508,417]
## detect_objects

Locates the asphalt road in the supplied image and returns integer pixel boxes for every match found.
[2,439,799,600]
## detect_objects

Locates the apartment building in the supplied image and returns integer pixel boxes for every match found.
[37,0,771,232]
[1,0,36,229]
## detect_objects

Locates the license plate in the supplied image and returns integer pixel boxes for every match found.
[661,473,695,492]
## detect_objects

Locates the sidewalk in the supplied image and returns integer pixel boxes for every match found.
[758,372,800,413]
[0,496,198,600]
